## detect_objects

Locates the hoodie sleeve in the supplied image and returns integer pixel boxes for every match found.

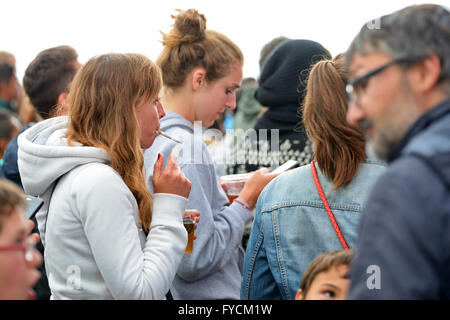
[72,164,188,299]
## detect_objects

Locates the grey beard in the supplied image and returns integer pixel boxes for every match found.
[360,119,396,162]
[365,132,397,162]
[365,138,388,161]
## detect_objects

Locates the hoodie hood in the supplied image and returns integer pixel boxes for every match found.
[159,111,194,134]
[18,116,110,196]
[18,116,110,244]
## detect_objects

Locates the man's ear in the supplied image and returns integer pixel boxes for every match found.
[57,92,69,114]
[191,68,206,92]
[408,54,441,94]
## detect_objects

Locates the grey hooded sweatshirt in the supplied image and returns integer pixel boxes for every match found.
[18,116,188,299]
[144,111,253,299]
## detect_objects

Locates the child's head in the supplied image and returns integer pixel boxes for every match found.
[0,178,42,300]
[296,249,354,300]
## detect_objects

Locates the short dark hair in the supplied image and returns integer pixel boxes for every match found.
[0,179,26,233]
[0,63,14,84]
[23,45,78,119]
[300,249,355,298]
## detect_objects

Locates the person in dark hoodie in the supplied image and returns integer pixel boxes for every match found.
[231,39,331,174]
[345,4,450,299]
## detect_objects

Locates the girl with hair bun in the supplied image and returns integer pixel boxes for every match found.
[18,53,192,299]
[144,9,279,299]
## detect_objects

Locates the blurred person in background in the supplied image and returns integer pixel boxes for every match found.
[227,36,288,174]
[0,110,20,163]
[0,62,20,115]
[230,39,330,174]
[2,45,81,189]
[0,179,42,300]
[0,51,39,125]
[233,77,261,132]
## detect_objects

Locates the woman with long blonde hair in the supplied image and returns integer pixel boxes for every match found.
[18,53,192,299]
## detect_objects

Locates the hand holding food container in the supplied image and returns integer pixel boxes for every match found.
[219,160,299,210]
[219,173,253,203]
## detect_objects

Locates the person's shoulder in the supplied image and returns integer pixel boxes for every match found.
[387,154,444,185]
[69,162,128,193]
[275,164,311,183]
[258,165,312,203]
[364,154,447,219]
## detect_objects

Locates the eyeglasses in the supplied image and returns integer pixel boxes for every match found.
[0,238,36,262]
[346,57,412,106]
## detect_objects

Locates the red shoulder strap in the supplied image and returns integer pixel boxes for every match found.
[311,160,349,250]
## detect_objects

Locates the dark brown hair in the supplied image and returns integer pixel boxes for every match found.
[300,249,354,298]
[0,179,26,233]
[23,45,78,119]
[157,9,244,88]
[302,54,366,189]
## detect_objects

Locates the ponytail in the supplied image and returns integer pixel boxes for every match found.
[302,54,366,189]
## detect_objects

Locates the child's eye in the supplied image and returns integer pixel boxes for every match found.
[225,88,233,95]
[323,290,336,298]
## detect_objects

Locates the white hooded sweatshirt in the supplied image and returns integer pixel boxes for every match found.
[18,116,188,299]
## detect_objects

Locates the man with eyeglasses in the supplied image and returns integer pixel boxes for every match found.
[0,179,42,299]
[344,4,450,299]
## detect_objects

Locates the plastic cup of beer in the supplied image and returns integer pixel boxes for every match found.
[219,173,253,203]
[183,210,198,254]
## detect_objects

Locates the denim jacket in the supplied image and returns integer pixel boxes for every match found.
[241,160,385,299]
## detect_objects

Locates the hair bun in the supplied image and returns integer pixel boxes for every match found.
[162,9,207,47]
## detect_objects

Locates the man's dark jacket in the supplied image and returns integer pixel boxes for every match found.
[348,99,450,299]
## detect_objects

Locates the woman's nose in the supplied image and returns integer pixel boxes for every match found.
[157,101,166,119]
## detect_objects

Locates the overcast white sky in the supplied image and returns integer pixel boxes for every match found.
[3,0,449,82]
